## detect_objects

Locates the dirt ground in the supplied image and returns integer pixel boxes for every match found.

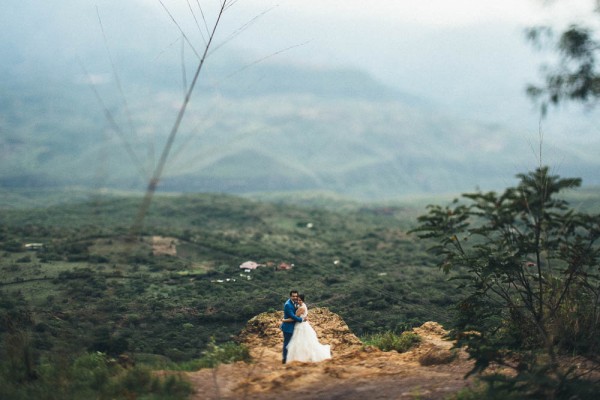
[182,308,476,400]
[152,236,178,256]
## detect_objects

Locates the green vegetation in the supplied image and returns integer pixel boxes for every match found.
[1,175,599,398]
[413,166,600,399]
[0,351,193,400]
[177,338,251,371]
[0,190,460,396]
[362,330,421,353]
[527,5,600,112]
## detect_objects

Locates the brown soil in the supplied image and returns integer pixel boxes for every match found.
[183,308,476,399]
[151,236,177,256]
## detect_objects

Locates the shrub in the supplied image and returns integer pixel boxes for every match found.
[412,167,600,397]
[0,352,193,400]
[450,374,600,400]
[177,339,251,371]
[1,240,23,252]
[362,331,421,353]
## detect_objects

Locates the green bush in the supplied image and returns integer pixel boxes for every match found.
[0,352,193,400]
[1,239,23,252]
[362,331,421,353]
[16,255,31,263]
[412,167,600,397]
[177,339,251,371]
[450,375,600,400]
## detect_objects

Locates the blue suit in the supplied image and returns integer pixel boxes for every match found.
[280,298,303,363]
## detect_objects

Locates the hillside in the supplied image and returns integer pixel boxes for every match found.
[2,189,600,398]
[3,52,599,200]
[0,192,463,362]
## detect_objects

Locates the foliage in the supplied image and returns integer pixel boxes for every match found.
[0,351,193,400]
[177,338,251,371]
[2,185,599,398]
[451,375,599,400]
[0,290,38,383]
[0,190,472,400]
[412,166,600,398]
[0,192,454,361]
[362,330,421,353]
[526,3,600,112]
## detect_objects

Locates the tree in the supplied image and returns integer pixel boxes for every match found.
[411,167,600,398]
[527,1,600,113]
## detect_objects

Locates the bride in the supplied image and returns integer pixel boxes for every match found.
[284,294,331,363]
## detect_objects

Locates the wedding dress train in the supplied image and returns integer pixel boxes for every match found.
[285,304,331,362]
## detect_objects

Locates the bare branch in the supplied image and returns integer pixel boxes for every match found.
[96,7,144,175]
[209,5,278,56]
[130,0,229,236]
[78,60,148,180]
[181,36,188,98]
[158,0,201,59]
[186,0,208,46]
[220,40,311,83]
[195,0,211,38]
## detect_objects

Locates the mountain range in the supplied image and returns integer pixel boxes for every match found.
[1,46,599,201]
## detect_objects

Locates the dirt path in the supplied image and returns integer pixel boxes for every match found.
[182,309,476,399]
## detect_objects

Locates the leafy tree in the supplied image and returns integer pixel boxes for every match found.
[412,167,600,398]
[527,1,600,113]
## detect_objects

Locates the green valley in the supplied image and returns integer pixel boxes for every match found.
[0,192,460,363]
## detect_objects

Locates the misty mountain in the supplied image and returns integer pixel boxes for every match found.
[1,45,599,200]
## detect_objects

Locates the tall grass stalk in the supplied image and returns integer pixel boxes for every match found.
[130,0,229,237]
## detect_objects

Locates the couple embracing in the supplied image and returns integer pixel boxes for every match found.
[280,290,331,364]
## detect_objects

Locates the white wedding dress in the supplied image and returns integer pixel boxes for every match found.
[286,304,331,363]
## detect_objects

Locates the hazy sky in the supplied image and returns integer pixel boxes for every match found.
[3,0,599,194]
[227,1,599,134]
[5,0,599,137]
[127,0,598,128]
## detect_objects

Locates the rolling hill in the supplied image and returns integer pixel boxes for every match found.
[2,50,599,200]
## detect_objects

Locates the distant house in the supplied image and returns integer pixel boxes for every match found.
[277,262,293,271]
[25,243,44,251]
[239,261,260,270]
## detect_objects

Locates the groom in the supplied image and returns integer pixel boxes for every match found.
[280,290,304,364]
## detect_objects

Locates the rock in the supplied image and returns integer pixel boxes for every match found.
[235,307,363,359]
[183,312,475,399]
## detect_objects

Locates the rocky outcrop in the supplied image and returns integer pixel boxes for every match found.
[236,307,363,359]
[185,309,473,400]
